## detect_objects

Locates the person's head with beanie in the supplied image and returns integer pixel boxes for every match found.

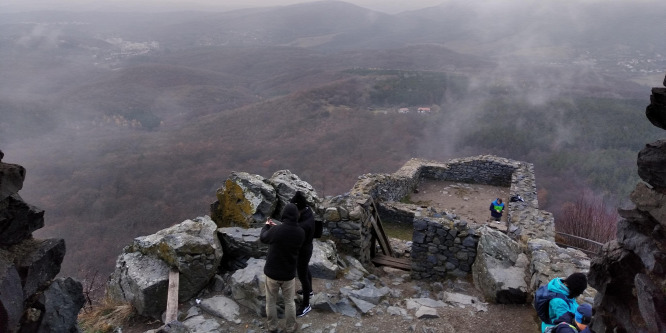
[289,191,309,211]
[563,272,588,298]
[574,303,592,330]
[280,203,300,225]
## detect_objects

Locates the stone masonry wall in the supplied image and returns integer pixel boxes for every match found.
[410,217,479,280]
[323,155,555,278]
[322,194,375,264]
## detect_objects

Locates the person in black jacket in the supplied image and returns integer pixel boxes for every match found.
[290,191,315,317]
[260,203,305,333]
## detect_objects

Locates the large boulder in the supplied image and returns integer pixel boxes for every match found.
[472,226,528,304]
[199,295,241,323]
[107,251,170,319]
[217,227,268,271]
[0,194,44,246]
[268,170,320,215]
[229,258,266,316]
[211,172,277,228]
[0,161,25,201]
[0,256,23,333]
[12,238,66,300]
[22,277,85,333]
[637,139,666,190]
[108,216,222,319]
[310,239,340,280]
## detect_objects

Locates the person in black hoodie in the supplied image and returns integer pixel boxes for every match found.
[290,191,315,317]
[260,203,305,333]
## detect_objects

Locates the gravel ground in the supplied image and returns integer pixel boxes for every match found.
[124,266,540,333]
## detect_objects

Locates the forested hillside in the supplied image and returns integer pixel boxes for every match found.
[1,1,664,278]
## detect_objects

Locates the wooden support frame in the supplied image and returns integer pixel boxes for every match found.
[165,268,180,323]
[368,197,394,257]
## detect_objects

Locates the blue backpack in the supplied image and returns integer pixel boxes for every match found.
[534,284,568,324]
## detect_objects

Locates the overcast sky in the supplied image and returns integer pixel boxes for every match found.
[0,0,446,14]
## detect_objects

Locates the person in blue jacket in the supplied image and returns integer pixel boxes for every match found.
[548,303,593,332]
[489,198,505,223]
[541,273,588,332]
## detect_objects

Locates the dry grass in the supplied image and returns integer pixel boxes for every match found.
[78,298,136,333]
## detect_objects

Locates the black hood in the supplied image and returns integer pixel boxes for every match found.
[281,203,299,225]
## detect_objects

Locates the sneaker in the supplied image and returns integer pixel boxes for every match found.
[296,304,311,317]
[496,221,501,224]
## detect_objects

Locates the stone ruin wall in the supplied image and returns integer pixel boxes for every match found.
[322,155,556,280]
[322,73,666,331]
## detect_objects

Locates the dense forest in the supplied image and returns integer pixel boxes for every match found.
[1,1,665,278]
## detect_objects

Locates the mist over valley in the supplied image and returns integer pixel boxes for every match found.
[1,0,664,277]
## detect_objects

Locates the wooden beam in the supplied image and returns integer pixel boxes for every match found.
[370,216,393,257]
[165,268,179,323]
[372,254,411,270]
[369,198,394,257]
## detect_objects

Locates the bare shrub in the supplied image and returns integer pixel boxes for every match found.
[555,190,618,254]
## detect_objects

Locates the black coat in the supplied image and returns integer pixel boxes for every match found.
[260,213,305,281]
[298,207,316,253]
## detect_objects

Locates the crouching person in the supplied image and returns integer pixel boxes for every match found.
[547,303,593,333]
[260,203,305,333]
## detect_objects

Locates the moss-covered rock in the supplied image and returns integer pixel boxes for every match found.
[211,172,277,228]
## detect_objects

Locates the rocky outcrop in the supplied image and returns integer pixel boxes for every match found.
[587,76,666,333]
[0,160,24,201]
[107,216,222,319]
[646,87,666,130]
[637,139,666,190]
[210,170,320,229]
[0,152,84,333]
[268,169,320,217]
[0,194,44,246]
